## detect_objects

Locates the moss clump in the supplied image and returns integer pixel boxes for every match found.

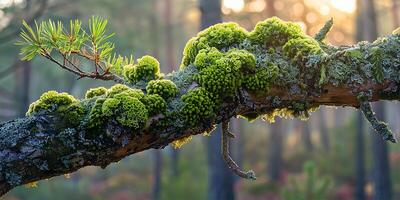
[101,98,120,116]
[27,91,86,126]
[85,87,107,99]
[181,22,248,68]
[107,84,144,99]
[87,85,149,129]
[283,37,323,61]
[193,48,257,98]
[113,93,148,128]
[181,88,215,127]
[193,47,224,70]
[146,80,178,100]
[87,98,106,128]
[249,17,304,46]
[27,91,77,114]
[195,58,242,98]
[141,94,166,116]
[123,55,161,83]
[226,49,256,72]
[243,64,278,93]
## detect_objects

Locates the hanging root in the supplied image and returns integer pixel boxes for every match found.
[221,121,257,180]
[358,99,397,143]
[314,18,333,42]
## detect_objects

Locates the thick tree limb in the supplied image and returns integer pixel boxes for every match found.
[1,19,400,196]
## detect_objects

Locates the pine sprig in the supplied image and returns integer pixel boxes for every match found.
[16,16,131,83]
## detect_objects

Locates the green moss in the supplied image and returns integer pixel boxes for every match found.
[226,49,256,72]
[146,79,178,99]
[141,94,167,116]
[107,84,144,99]
[101,98,120,116]
[181,87,215,127]
[249,17,304,46]
[370,47,385,83]
[85,87,107,99]
[282,37,323,61]
[243,64,278,93]
[87,98,106,128]
[181,22,248,68]
[113,93,148,128]
[57,102,85,125]
[195,58,242,97]
[193,47,224,70]
[27,91,77,114]
[123,55,161,83]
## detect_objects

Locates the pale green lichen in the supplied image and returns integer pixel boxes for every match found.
[146,79,178,100]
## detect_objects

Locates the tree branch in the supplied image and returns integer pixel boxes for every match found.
[1,18,400,196]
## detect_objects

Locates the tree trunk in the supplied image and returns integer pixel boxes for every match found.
[301,121,314,152]
[152,149,162,200]
[371,102,392,200]
[355,112,366,200]
[318,109,330,151]
[14,61,31,117]
[363,0,393,199]
[267,118,283,182]
[151,1,163,199]
[165,0,180,178]
[207,125,235,200]
[199,0,235,199]
[392,0,399,28]
[354,1,366,199]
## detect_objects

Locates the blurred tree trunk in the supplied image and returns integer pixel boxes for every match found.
[14,61,31,117]
[392,0,399,27]
[165,0,180,178]
[230,118,242,182]
[264,0,275,17]
[267,118,283,182]
[207,125,235,200]
[301,121,314,152]
[151,1,162,199]
[363,0,392,199]
[264,0,285,183]
[200,0,235,199]
[354,1,366,199]
[152,150,162,200]
[318,109,330,151]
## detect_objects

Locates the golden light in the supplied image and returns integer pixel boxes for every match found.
[248,0,266,13]
[330,0,356,13]
[222,0,245,13]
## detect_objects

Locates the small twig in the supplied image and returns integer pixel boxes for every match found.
[221,121,256,180]
[315,18,333,42]
[358,94,397,143]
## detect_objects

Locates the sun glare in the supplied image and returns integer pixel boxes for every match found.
[330,0,356,13]
[222,0,245,13]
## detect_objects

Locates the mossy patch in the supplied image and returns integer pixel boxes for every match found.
[146,79,178,100]
[123,55,161,84]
